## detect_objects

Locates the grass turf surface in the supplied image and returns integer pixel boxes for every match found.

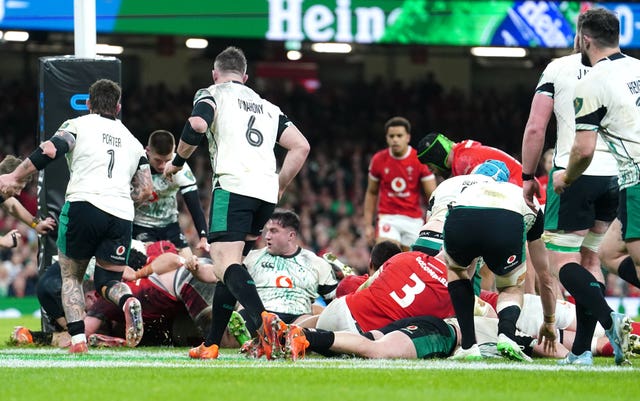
[0,317,638,401]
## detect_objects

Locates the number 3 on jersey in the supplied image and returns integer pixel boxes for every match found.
[389,273,426,308]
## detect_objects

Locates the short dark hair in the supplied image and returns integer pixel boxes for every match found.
[384,116,411,134]
[578,8,619,48]
[148,130,175,155]
[0,155,22,175]
[269,208,300,233]
[88,79,121,116]
[214,46,247,76]
[370,240,402,271]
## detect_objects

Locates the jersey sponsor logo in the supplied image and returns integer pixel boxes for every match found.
[391,177,407,192]
[275,275,293,288]
[507,255,516,264]
[261,261,275,269]
[116,245,126,256]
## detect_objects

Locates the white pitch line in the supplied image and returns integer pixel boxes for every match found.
[0,349,636,372]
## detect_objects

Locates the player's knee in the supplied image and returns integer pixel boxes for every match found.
[93,265,123,297]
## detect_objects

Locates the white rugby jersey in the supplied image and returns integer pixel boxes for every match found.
[536,53,617,175]
[61,113,146,220]
[574,53,640,189]
[427,174,493,223]
[195,82,294,203]
[135,160,197,227]
[451,181,539,231]
[245,247,338,315]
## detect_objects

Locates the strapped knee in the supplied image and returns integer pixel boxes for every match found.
[93,265,124,297]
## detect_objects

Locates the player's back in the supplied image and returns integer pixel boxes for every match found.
[576,54,640,188]
[200,82,284,203]
[428,174,493,222]
[64,113,144,220]
[453,181,538,230]
[346,251,454,332]
[451,140,523,186]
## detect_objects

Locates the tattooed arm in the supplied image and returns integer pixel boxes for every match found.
[130,162,153,207]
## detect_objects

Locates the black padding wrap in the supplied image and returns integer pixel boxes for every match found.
[191,99,215,126]
[93,265,124,294]
[50,135,70,155]
[28,147,52,170]
[172,154,187,167]
[180,121,204,146]
[28,136,70,170]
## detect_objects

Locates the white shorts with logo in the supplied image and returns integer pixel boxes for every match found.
[315,297,360,333]
[377,214,424,247]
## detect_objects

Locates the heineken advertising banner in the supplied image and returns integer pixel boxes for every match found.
[1,1,640,48]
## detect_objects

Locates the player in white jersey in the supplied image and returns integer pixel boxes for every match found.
[552,8,635,366]
[133,130,209,255]
[521,48,619,362]
[411,160,509,296]
[412,172,495,257]
[242,209,337,328]
[0,79,153,353]
[443,180,556,361]
[163,46,310,360]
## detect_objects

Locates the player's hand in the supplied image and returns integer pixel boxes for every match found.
[163,162,182,180]
[35,217,57,235]
[196,237,210,253]
[552,170,569,194]
[364,225,376,245]
[522,179,540,211]
[0,229,20,248]
[121,266,137,281]
[184,255,199,272]
[538,322,557,354]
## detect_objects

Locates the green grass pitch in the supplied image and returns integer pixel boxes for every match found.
[0,317,638,401]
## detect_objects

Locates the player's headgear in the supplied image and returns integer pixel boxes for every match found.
[471,159,510,182]
[416,132,454,171]
[146,240,178,263]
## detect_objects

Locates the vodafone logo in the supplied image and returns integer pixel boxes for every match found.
[275,276,293,288]
[507,255,516,264]
[116,246,126,256]
[391,177,407,192]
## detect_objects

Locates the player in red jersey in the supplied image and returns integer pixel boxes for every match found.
[316,248,459,334]
[415,132,545,204]
[364,117,436,250]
